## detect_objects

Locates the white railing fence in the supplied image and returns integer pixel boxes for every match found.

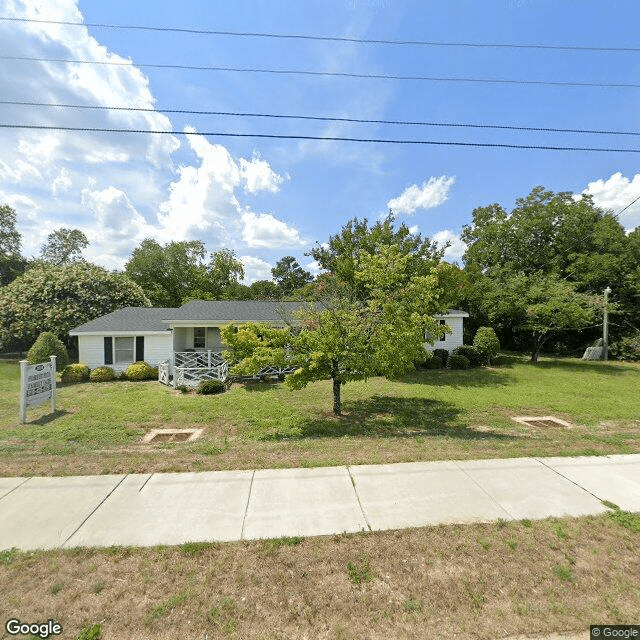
[158,359,171,386]
[159,351,295,388]
[174,350,225,369]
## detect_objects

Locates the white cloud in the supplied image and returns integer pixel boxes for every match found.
[0,2,297,269]
[51,169,72,196]
[583,172,640,230]
[305,259,323,276]
[81,186,152,267]
[388,176,456,215]
[432,230,467,261]
[157,130,242,243]
[241,212,306,248]
[240,153,286,194]
[240,255,274,283]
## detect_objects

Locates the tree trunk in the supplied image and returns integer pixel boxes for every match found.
[332,376,341,416]
[530,333,544,363]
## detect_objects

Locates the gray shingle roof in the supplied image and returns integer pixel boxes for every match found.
[169,300,306,324]
[69,307,180,333]
[69,301,309,334]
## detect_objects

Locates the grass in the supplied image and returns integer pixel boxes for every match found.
[1,513,638,639]
[1,355,639,476]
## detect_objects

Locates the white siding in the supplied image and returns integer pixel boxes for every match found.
[144,334,173,366]
[77,335,106,370]
[424,316,465,354]
[77,333,173,372]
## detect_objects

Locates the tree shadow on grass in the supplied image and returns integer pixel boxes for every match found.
[237,381,284,393]
[532,359,634,376]
[400,367,512,390]
[281,395,518,441]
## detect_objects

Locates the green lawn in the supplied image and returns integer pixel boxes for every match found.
[1,355,639,476]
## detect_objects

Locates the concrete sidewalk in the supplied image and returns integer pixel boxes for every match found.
[1,454,639,551]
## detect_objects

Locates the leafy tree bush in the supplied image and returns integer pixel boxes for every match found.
[610,334,640,361]
[422,354,443,369]
[433,348,449,367]
[0,262,149,348]
[197,379,226,395]
[90,366,115,382]
[27,332,69,370]
[448,354,470,370]
[222,243,441,415]
[124,361,155,381]
[61,363,90,383]
[453,345,482,367]
[473,327,501,364]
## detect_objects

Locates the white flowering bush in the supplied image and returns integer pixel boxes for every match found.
[0,262,150,347]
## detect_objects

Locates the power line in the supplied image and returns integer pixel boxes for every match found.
[1,16,638,53]
[1,55,637,89]
[2,99,639,137]
[1,122,639,153]
[614,194,640,219]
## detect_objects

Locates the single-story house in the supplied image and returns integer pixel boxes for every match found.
[424,310,469,354]
[69,301,468,386]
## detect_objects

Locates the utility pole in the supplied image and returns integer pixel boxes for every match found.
[603,286,611,361]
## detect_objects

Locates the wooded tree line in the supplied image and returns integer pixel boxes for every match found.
[1,185,639,365]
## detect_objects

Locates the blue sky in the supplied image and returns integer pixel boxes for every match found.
[1,0,639,282]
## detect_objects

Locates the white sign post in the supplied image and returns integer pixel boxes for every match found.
[19,356,57,424]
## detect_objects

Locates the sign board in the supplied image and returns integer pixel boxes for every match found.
[19,356,56,424]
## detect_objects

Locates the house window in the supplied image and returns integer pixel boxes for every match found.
[439,320,447,341]
[193,327,206,349]
[114,337,135,363]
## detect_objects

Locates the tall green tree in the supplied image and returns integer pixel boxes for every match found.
[462,186,638,350]
[271,256,312,297]
[477,271,599,362]
[40,228,89,265]
[222,244,441,415]
[462,187,633,289]
[125,239,207,307]
[0,262,150,348]
[125,240,245,306]
[309,212,443,302]
[0,204,27,285]
[205,248,245,300]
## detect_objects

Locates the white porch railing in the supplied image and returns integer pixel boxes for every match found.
[158,359,171,386]
[158,351,296,388]
[175,361,229,387]
[174,350,226,369]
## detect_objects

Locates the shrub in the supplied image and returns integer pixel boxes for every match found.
[433,348,449,367]
[61,363,90,383]
[90,366,115,382]
[27,331,69,371]
[197,379,226,395]
[610,334,640,361]
[423,354,443,369]
[124,361,155,381]
[176,384,190,394]
[448,354,470,370]
[473,327,501,365]
[453,345,482,367]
